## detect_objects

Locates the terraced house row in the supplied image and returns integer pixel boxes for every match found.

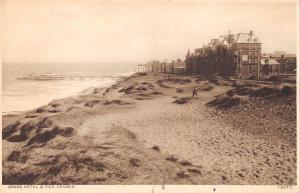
[185,30,262,79]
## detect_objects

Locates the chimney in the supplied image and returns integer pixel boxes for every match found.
[250,30,253,37]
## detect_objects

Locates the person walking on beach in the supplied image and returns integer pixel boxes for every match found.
[192,87,198,97]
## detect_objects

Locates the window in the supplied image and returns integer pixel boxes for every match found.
[242,55,248,62]
[249,52,252,56]
[249,59,252,63]
[255,52,258,56]
[255,59,258,63]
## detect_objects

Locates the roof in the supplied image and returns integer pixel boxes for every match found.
[194,48,203,53]
[219,36,225,43]
[236,32,260,44]
[210,39,221,46]
[261,58,280,65]
[265,53,296,58]
[216,34,236,46]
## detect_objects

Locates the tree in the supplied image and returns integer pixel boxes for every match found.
[280,55,286,74]
[261,64,271,75]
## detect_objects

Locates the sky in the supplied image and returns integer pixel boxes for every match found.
[1,0,298,64]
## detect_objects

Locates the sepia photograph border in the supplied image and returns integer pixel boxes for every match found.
[0,0,299,193]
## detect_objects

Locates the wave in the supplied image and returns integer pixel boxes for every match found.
[16,71,134,81]
[3,76,119,114]
[2,111,22,116]
[17,73,106,81]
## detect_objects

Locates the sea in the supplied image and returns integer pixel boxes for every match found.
[2,62,136,115]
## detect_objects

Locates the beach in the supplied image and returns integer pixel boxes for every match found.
[2,72,297,185]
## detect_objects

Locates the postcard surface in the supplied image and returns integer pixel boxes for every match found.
[1,0,299,192]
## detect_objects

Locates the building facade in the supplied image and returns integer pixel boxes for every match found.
[185,30,262,79]
[260,55,281,76]
[136,64,147,73]
[140,59,186,74]
[265,52,296,74]
[233,31,261,79]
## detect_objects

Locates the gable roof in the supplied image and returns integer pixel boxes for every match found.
[261,58,280,65]
[236,32,260,44]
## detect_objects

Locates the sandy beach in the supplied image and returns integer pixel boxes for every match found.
[2,73,296,185]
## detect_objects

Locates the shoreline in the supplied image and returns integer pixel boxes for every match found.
[2,72,296,185]
[2,74,133,117]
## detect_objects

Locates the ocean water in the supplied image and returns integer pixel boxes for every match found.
[2,63,135,114]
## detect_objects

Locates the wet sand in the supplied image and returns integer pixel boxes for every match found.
[2,73,297,185]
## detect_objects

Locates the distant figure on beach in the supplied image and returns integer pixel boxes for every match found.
[192,87,198,97]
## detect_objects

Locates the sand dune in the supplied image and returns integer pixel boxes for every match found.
[2,73,297,185]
